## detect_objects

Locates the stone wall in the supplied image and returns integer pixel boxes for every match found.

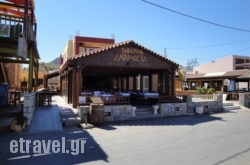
[104,105,133,122]
[100,94,223,123]
[160,103,187,117]
[239,93,250,108]
[186,94,223,113]
[23,92,35,125]
[188,101,223,114]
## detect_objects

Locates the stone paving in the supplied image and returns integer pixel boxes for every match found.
[28,105,63,133]
[28,95,79,133]
[28,96,73,133]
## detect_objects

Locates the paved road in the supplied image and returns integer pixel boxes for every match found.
[1,108,250,165]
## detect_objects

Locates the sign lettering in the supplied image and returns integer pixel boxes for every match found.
[114,48,147,63]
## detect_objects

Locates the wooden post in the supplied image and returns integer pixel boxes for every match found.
[72,66,81,108]
[34,60,39,90]
[28,49,33,91]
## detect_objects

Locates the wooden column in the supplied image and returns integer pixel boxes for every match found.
[72,66,81,108]
[133,75,137,91]
[28,48,33,91]
[171,70,175,95]
[149,74,152,92]
[126,76,129,91]
[34,60,39,90]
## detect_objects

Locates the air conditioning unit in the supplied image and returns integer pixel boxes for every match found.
[0,24,10,37]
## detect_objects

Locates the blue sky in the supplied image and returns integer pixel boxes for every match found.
[35,0,250,66]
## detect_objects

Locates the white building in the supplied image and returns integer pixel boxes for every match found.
[193,55,250,73]
[186,55,250,92]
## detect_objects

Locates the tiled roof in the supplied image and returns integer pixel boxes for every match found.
[186,69,249,79]
[186,73,205,79]
[68,40,178,66]
[223,70,248,77]
[238,70,250,78]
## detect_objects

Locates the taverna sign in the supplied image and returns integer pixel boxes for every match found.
[114,48,147,63]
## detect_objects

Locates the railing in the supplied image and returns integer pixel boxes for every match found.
[191,94,218,102]
[0,14,36,41]
[175,90,196,96]
[159,95,185,103]
[79,93,226,105]
[79,95,130,105]
[0,14,24,38]
[100,96,130,104]
[225,92,239,101]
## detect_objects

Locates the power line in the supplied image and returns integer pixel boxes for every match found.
[167,39,250,49]
[142,0,250,33]
[232,46,250,54]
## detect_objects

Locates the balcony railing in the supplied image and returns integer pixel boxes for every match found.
[100,96,130,104]
[159,95,185,103]
[191,94,218,102]
[79,95,130,105]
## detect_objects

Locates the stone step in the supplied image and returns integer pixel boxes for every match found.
[136,110,153,116]
[60,108,77,118]
[134,114,160,120]
[223,105,241,111]
[61,117,81,127]
[135,106,153,114]
[223,102,234,107]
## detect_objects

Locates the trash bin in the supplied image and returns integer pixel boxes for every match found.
[77,106,90,123]
[89,97,104,124]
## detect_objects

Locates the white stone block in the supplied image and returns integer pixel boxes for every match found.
[24,113,33,126]
[23,106,35,114]
[23,100,34,107]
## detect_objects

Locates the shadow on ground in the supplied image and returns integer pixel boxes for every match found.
[0,127,108,165]
[98,114,225,130]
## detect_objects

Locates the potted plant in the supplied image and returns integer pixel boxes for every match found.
[10,116,27,132]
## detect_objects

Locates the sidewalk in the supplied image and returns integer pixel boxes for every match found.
[28,95,73,133]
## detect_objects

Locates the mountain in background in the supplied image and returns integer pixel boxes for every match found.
[38,57,60,72]
[49,57,60,66]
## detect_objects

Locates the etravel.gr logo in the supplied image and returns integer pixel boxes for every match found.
[10,137,86,155]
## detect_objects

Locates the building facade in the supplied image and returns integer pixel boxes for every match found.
[186,55,250,92]
[59,36,179,107]
[193,55,250,73]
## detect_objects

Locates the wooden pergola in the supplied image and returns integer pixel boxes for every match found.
[0,0,39,91]
[60,40,179,108]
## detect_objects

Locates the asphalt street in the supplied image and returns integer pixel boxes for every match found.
[1,108,250,165]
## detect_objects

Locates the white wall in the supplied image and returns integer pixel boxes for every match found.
[193,55,234,73]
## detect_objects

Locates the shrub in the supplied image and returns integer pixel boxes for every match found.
[196,87,215,94]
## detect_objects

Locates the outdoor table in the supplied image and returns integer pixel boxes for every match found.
[8,91,21,106]
[36,91,53,106]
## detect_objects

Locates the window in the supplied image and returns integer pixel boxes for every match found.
[143,76,149,92]
[235,66,245,70]
[235,58,244,64]
[136,75,140,91]
[136,75,149,92]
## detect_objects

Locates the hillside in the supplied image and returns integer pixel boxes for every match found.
[38,57,60,71]
[49,57,60,66]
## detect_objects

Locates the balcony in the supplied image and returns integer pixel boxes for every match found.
[0,0,39,91]
[0,0,39,62]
